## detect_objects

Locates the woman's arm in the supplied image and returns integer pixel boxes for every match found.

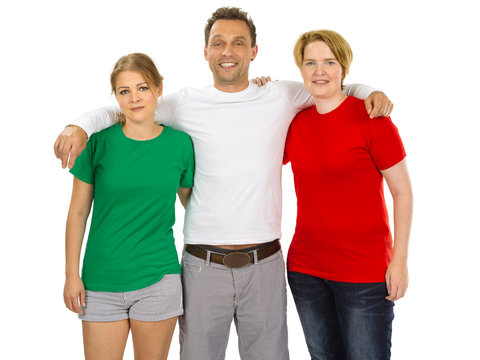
[381,159,413,301]
[178,186,192,209]
[64,177,93,314]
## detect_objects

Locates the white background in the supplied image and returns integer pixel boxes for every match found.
[1,0,479,358]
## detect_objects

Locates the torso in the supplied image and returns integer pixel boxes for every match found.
[284,97,406,282]
[161,81,313,246]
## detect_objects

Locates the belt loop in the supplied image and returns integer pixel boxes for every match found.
[206,250,211,266]
[253,249,259,265]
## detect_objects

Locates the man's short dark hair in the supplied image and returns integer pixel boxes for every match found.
[204,7,257,47]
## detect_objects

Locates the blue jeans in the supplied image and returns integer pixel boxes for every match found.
[288,271,394,360]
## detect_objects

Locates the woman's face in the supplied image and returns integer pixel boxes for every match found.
[301,41,343,99]
[114,71,161,124]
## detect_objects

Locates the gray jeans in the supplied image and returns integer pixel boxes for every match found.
[179,249,289,360]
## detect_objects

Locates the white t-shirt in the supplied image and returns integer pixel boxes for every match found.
[73,81,374,245]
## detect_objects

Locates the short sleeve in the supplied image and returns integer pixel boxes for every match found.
[368,116,406,170]
[69,137,95,184]
[179,136,195,188]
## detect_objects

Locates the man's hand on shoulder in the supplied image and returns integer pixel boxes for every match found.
[54,125,88,169]
[365,91,394,118]
[251,76,272,87]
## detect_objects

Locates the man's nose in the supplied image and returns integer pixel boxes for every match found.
[222,44,233,56]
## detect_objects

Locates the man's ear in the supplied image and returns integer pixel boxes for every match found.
[250,44,258,61]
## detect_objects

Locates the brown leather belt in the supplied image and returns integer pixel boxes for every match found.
[184,240,281,268]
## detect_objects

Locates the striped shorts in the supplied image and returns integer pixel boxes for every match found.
[79,274,183,322]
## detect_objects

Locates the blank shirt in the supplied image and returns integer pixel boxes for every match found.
[72,81,375,245]
[70,124,194,291]
[284,96,406,282]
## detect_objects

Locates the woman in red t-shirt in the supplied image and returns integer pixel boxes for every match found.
[284,30,412,360]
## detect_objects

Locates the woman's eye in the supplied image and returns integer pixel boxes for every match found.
[305,61,315,66]
[139,86,149,91]
[119,90,128,95]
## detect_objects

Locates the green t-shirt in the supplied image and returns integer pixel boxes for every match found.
[70,124,194,292]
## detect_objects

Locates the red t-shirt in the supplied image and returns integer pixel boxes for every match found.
[283,96,406,282]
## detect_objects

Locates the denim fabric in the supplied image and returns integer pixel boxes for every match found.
[288,271,394,360]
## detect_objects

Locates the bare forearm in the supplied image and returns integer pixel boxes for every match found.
[391,192,413,261]
[65,213,88,277]
[65,179,93,277]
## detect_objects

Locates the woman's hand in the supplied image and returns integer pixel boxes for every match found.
[385,258,408,301]
[64,275,86,314]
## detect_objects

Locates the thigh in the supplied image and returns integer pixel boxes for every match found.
[331,281,394,360]
[130,317,177,360]
[129,274,183,322]
[288,271,346,360]
[179,251,236,360]
[234,251,289,360]
[79,289,129,322]
[82,320,130,360]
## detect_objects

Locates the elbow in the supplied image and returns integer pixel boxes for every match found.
[392,189,413,212]
[67,205,91,223]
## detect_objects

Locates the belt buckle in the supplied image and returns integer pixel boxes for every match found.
[222,252,251,268]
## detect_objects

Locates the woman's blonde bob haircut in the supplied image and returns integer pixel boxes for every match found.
[293,30,353,85]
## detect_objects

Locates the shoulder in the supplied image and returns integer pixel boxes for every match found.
[292,105,316,122]
[161,88,189,107]
[273,80,304,90]
[337,96,371,124]
[346,96,367,113]
[267,80,304,96]
[163,126,193,144]
[89,123,119,143]
[345,97,393,128]
[179,86,210,99]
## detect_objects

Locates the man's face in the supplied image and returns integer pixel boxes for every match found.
[204,19,258,92]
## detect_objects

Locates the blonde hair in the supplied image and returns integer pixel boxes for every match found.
[110,53,163,123]
[293,30,353,88]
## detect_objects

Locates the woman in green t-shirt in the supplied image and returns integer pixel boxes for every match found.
[63,53,194,360]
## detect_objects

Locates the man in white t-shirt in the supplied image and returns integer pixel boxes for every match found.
[54,7,393,360]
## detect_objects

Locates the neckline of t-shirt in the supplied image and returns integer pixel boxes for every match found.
[206,82,255,98]
[312,96,353,118]
[115,123,168,144]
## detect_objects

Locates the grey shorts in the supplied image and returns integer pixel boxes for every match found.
[79,274,183,322]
